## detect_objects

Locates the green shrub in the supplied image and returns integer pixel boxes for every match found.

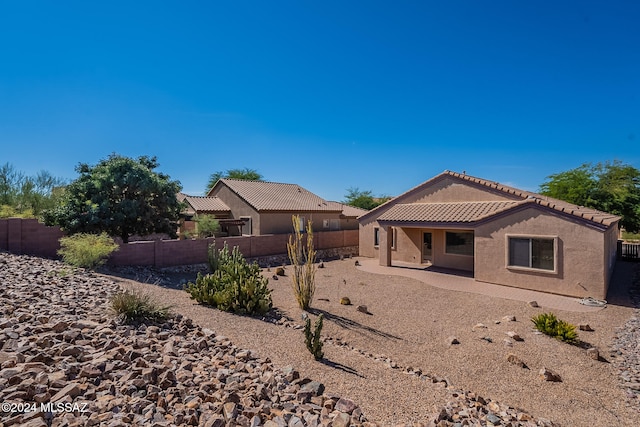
[195,214,220,238]
[531,312,578,344]
[111,290,172,324]
[304,314,324,360]
[58,232,119,268]
[287,215,317,310]
[185,243,272,315]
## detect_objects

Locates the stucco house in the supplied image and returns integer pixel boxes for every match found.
[358,171,620,299]
[180,180,365,236]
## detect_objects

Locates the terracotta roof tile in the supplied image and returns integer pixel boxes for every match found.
[219,179,342,212]
[378,201,523,223]
[181,195,230,213]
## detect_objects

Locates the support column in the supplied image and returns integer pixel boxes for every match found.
[379,225,392,266]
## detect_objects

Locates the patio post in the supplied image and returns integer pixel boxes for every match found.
[379,225,392,266]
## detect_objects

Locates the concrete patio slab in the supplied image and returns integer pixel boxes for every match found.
[356,258,614,313]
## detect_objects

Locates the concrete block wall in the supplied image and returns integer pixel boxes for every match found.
[0,219,360,268]
[0,218,64,258]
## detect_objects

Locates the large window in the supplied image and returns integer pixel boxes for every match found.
[508,236,555,271]
[445,231,474,256]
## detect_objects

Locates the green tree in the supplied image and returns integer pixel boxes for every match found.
[343,187,390,210]
[195,214,220,238]
[0,163,65,218]
[539,160,640,232]
[43,154,183,243]
[206,168,263,193]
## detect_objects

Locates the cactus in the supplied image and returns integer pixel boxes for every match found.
[304,314,324,360]
[186,243,272,315]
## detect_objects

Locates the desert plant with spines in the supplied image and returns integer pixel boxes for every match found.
[304,314,324,360]
[185,243,272,315]
[287,215,317,310]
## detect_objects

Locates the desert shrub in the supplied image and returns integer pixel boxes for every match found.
[185,243,272,315]
[531,312,578,344]
[111,290,172,324]
[287,215,316,310]
[196,214,220,238]
[58,232,118,268]
[304,314,324,360]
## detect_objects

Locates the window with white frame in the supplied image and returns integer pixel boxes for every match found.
[508,236,556,271]
[445,231,474,256]
[374,227,380,247]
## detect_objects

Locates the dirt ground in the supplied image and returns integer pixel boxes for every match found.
[104,258,639,426]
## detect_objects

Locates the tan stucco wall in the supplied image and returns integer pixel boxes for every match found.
[407,176,521,203]
[603,223,619,296]
[259,212,345,235]
[209,185,260,234]
[475,206,609,299]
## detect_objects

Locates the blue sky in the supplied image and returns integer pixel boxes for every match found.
[1,1,638,200]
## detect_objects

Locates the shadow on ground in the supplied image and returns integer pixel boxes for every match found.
[308,308,403,341]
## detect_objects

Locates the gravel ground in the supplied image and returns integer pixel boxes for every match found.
[104,257,640,426]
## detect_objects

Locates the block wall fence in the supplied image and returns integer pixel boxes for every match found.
[0,218,358,267]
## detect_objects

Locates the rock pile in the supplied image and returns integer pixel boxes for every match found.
[1,252,560,426]
[0,253,365,427]
[611,263,640,411]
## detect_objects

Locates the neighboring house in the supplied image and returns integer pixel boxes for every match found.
[359,171,620,299]
[180,180,364,236]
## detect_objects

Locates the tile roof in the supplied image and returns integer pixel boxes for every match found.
[361,170,620,229]
[217,179,342,212]
[326,202,369,218]
[181,195,230,213]
[444,171,620,227]
[378,201,524,224]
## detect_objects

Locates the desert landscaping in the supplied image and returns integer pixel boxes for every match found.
[1,251,639,426]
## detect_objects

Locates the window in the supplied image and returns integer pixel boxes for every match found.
[508,236,555,271]
[390,227,397,249]
[445,231,474,256]
[374,227,380,247]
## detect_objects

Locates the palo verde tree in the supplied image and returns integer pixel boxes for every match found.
[343,187,391,210]
[0,163,65,218]
[539,160,640,233]
[206,168,264,193]
[44,154,183,243]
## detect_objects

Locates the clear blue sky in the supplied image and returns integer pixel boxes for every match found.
[1,1,638,200]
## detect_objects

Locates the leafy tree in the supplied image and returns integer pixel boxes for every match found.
[195,214,220,238]
[44,154,183,243]
[343,187,391,210]
[0,163,65,218]
[539,160,640,233]
[206,168,263,193]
